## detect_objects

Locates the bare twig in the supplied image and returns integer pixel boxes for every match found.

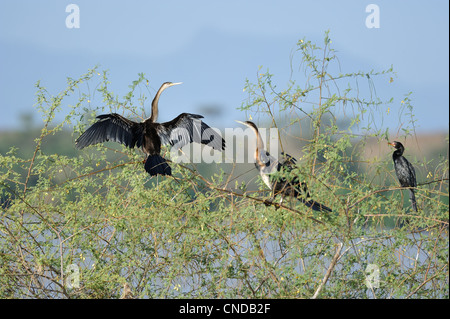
[311,241,343,299]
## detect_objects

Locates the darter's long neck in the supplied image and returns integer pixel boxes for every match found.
[149,86,165,122]
[254,129,266,168]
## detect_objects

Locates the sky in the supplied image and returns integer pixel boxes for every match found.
[0,0,448,135]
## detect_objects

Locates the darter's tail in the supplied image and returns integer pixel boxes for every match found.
[409,189,418,212]
[144,155,172,176]
[302,199,332,213]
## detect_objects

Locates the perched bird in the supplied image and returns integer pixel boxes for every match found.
[75,82,225,176]
[236,120,332,212]
[388,141,418,212]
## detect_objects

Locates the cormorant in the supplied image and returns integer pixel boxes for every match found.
[388,141,418,212]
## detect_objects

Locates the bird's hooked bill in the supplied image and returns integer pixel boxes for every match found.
[170,82,183,86]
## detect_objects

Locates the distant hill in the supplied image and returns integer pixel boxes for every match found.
[1,127,448,189]
[0,128,78,158]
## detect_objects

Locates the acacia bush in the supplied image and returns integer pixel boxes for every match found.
[0,33,448,298]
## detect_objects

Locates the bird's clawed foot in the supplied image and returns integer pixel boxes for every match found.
[263,199,273,207]
[263,198,280,210]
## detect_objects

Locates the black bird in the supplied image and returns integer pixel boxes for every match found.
[388,141,418,212]
[236,120,332,212]
[75,82,225,176]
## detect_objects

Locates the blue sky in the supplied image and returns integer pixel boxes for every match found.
[0,1,448,134]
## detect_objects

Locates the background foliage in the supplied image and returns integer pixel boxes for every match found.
[0,33,448,298]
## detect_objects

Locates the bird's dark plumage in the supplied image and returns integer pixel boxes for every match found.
[389,141,418,212]
[272,153,332,212]
[75,82,225,176]
[237,120,332,213]
[75,113,144,150]
[157,113,226,151]
[144,154,172,176]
